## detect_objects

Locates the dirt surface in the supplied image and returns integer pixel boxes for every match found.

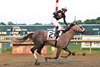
[0,53,100,67]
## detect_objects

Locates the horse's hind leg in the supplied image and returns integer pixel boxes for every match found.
[30,45,41,65]
[37,42,45,55]
[30,42,45,65]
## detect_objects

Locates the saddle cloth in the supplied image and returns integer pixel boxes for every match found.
[47,30,56,40]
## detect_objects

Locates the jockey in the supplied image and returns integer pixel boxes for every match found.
[52,7,68,39]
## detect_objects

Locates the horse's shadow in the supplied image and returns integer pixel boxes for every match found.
[40,59,81,65]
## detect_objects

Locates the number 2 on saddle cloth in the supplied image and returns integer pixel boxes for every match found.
[47,28,60,40]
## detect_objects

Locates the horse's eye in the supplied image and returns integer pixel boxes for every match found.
[80,26,83,29]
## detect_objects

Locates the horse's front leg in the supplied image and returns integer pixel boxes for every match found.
[61,48,71,58]
[45,48,62,62]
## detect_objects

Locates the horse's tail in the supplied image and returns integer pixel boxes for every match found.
[12,33,34,42]
[21,33,34,41]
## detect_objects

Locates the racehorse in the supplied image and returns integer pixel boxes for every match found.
[13,23,85,65]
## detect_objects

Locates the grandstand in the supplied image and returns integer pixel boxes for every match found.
[0,24,100,36]
[0,25,53,36]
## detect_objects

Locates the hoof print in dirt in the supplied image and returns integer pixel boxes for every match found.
[34,62,40,65]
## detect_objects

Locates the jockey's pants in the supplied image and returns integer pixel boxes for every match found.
[51,17,62,36]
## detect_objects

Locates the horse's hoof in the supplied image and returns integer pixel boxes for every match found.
[71,51,75,56]
[45,57,48,62]
[34,62,40,65]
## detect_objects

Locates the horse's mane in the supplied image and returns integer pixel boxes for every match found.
[63,23,76,33]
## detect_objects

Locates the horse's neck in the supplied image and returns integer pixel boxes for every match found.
[64,29,75,40]
[54,29,75,48]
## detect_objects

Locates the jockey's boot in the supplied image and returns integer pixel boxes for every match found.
[56,31,62,40]
[55,30,63,47]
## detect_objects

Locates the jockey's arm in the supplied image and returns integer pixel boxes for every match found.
[63,17,68,26]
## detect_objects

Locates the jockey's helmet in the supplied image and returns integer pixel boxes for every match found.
[62,7,67,11]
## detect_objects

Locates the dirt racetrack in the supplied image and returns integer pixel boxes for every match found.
[0,53,100,67]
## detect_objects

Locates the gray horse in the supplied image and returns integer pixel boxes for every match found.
[14,23,85,65]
